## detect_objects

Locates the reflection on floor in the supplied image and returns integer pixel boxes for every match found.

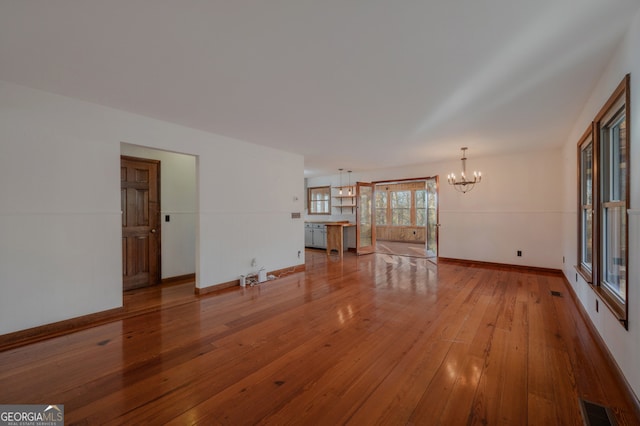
[375,240,436,261]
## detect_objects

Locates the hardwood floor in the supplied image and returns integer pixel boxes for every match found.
[0,250,638,425]
[375,240,435,259]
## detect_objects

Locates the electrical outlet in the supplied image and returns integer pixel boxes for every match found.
[251,258,257,267]
[517,250,522,257]
[297,250,301,258]
[562,256,565,264]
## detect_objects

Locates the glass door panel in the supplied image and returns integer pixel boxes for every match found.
[426,177,438,259]
[356,182,375,255]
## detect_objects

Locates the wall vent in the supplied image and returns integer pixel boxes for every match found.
[550,290,562,297]
[579,399,616,426]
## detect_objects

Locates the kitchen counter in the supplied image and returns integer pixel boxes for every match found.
[325,222,355,257]
[304,221,351,224]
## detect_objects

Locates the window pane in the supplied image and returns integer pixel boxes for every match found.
[602,114,626,203]
[581,208,592,270]
[602,204,626,301]
[415,190,426,226]
[581,142,593,205]
[392,209,411,226]
[391,191,411,208]
[611,116,626,201]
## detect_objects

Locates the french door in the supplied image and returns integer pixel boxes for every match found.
[356,182,376,255]
[425,177,439,259]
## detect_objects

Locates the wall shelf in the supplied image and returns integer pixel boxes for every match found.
[332,186,356,213]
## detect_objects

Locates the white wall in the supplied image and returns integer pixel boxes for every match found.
[560,8,640,399]
[307,147,563,269]
[0,81,304,335]
[120,144,197,280]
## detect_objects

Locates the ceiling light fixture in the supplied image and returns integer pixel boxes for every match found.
[338,168,344,195]
[347,170,352,196]
[447,147,481,194]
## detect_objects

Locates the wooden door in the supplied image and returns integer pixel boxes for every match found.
[356,182,376,255]
[121,156,160,291]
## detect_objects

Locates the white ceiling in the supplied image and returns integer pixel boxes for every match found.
[1,1,638,176]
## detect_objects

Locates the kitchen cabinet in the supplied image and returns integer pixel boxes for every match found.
[304,224,313,247]
[304,223,327,249]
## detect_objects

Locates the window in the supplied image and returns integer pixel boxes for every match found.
[578,130,593,279]
[308,186,331,215]
[391,191,411,226]
[374,181,429,228]
[375,191,388,225]
[577,74,629,328]
[600,96,627,306]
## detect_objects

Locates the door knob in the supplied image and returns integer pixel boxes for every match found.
[150,229,157,233]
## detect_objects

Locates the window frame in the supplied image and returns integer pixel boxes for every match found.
[577,74,630,329]
[307,186,331,215]
[577,127,594,283]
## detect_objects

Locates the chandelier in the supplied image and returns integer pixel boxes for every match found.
[447,147,482,193]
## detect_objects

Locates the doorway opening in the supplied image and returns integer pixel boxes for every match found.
[120,144,198,299]
[373,177,438,261]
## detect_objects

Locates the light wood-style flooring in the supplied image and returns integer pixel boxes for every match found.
[0,250,638,424]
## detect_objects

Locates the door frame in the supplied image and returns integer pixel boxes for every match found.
[372,176,439,259]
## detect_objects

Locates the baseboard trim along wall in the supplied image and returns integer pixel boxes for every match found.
[162,273,196,285]
[0,264,307,351]
[195,264,307,296]
[438,257,562,276]
[0,307,125,352]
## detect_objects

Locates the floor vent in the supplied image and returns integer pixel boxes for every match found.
[579,399,616,426]
[550,290,562,297]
